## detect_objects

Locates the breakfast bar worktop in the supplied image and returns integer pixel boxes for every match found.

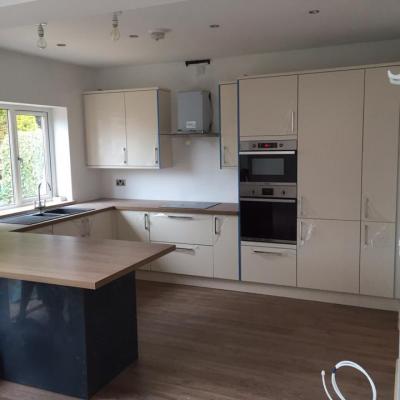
[0,232,175,289]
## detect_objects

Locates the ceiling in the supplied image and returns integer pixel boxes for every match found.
[0,0,400,67]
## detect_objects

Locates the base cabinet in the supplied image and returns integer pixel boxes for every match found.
[297,219,360,294]
[241,244,296,286]
[151,244,214,277]
[116,211,151,270]
[360,222,395,298]
[213,216,239,280]
[52,218,89,237]
[29,225,53,235]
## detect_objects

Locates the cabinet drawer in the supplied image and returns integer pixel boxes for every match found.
[241,245,296,286]
[151,243,213,277]
[150,213,213,245]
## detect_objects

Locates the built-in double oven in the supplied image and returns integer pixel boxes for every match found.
[239,139,297,245]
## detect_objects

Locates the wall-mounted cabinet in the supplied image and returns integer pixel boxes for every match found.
[219,82,238,168]
[297,70,364,221]
[239,75,298,137]
[84,88,172,169]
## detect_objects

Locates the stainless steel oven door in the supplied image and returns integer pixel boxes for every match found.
[240,197,297,244]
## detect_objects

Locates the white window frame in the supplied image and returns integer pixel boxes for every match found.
[0,103,56,210]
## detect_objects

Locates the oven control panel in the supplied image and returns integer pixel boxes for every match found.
[240,184,297,199]
[240,139,297,152]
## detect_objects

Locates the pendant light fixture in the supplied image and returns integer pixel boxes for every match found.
[37,23,47,49]
[111,11,122,41]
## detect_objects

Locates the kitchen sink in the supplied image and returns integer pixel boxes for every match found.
[43,207,94,215]
[0,207,94,225]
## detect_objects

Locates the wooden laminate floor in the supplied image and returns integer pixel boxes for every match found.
[0,281,398,400]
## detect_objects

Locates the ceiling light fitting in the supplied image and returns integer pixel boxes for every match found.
[36,22,47,50]
[111,11,122,41]
[209,24,220,28]
[129,34,139,38]
[149,28,170,41]
[56,43,66,47]
[308,9,320,14]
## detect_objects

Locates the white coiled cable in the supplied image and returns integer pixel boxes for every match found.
[321,360,377,400]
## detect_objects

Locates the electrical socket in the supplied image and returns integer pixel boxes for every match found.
[116,179,126,187]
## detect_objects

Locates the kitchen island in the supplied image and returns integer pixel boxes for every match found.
[0,232,175,399]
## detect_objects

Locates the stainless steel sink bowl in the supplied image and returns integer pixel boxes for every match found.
[0,207,94,225]
[44,207,94,215]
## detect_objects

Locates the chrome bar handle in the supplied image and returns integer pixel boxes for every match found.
[144,213,150,231]
[123,147,127,164]
[167,215,193,220]
[252,250,285,256]
[291,111,295,133]
[299,196,304,217]
[300,221,304,244]
[223,146,228,166]
[175,247,195,255]
[364,224,369,246]
[155,147,159,165]
[214,217,221,235]
[364,197,369,220]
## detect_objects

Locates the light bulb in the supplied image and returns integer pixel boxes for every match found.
[37,36,47,49]
[111,26,120,41]
[37,23,47,49]
[110,12,121,41]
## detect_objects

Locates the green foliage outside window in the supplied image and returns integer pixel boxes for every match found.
[0,110,47,206]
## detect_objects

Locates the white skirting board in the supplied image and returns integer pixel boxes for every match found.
[136,271,400,311]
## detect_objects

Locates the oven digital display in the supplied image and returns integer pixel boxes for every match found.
[262,188,274,196]
[258,142,278,149]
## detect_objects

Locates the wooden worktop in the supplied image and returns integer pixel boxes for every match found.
[0,232,175,289]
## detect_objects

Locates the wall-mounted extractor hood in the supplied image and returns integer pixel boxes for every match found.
[177,90,212,134]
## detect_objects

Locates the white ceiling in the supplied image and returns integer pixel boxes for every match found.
[0,0,400,67]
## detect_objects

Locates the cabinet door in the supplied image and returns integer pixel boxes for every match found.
[220,83,238,167]
[213,216,239,280]
[362,67,400,223]
[116,211,150,242]
[151,244,214,277]
[125,90,159,168]
[298,70,364,220]
[150,213,213,245]
[87,211,115,239]
[117,211,150,270]
[360,222,395,298]
[239,75,297,137]
[297,219,360,294]
[53,218,88,237]
[241,245,296,287]
[84,92,127,167]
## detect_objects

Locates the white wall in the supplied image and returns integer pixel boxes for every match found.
[0,47,100,201]
[94,38,400,202]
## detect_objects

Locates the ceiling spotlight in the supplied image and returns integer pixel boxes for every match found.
[36,23,47,49]
[149,28,170,41]
[209,24,220,28]
[111,11,122,41]
[308,9,320,14]
[56,43,66,47]
[129,34,139,38]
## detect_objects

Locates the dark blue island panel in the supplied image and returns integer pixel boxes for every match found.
[0,272,138,399]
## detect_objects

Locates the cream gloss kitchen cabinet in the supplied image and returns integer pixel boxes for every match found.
[213,215,239,280]
[297,69,364,221]
[360,66,400,298]
[219,82,238,168]
[297,219,360,294]
[239,75,298,137]
[84,88,171,169]
[52,212,115,239]
[116,210,151,271]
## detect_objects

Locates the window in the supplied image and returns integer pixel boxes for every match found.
[0,105,53,209]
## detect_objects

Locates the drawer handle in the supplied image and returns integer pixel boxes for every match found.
[175,247,196,255]
[252,250,285,256]
[167,215,194,220]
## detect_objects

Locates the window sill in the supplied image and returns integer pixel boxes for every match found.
[0,199,74,218]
